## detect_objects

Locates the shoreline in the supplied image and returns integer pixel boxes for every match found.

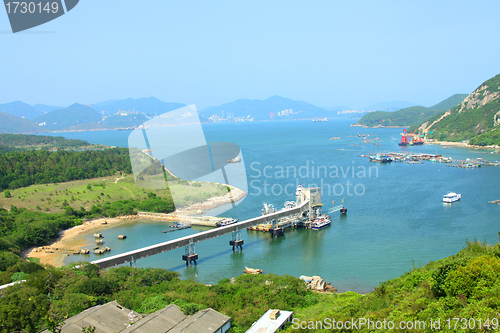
[26,186,246,267]
[426,140,500,151]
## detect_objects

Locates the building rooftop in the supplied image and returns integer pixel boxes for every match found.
[245,309,293,333]
[40,301,230,333]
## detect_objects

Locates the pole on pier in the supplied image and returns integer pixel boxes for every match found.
[230,228,244,251]
[130,256,137,268]
[182,239,198,266]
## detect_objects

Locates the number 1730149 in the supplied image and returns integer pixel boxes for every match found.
[5,2,59,14]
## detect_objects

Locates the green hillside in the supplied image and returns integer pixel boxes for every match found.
[417,74,500,146]
[354,94,467,127]
[0,134,104,151]
[283,238,500,333]
[33,103,103,131]
[0,111,48,134]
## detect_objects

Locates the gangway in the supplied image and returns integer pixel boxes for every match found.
[328,199,347,215]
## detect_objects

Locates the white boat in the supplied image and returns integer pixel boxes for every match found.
[443,192,461,203]
[311,216,331,230]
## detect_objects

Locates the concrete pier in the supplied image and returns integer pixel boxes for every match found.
[91,198,310,269]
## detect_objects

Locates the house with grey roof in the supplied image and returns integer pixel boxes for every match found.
[40,301,231,333]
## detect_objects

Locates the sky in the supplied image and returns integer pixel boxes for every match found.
[1,0,500,110]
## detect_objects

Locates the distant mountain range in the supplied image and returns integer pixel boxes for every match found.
[199,95,331,121]
[354,94,468,128]
[0,101,45,120]
[415,74,500,146]
[0,91,490,136]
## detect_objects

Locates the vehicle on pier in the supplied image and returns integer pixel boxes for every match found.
[216,218,239,227]
[443,192,461,203]
[311,216,331,230]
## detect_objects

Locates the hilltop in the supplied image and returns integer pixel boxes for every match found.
[353,94,468,128]
[33,103,103,131]
[92,97,186,116]
[416,74,500,146]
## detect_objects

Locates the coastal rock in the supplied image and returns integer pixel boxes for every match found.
[300,275,332,292]
[244,267,263,274]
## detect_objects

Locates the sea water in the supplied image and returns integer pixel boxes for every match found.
[50,119,500,293]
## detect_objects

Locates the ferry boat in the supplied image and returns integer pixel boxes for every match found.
[443,192,461,203]
[311,216,331,230]
[216,218,239,227]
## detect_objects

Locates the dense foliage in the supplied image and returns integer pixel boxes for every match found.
[0,263,310,333]
[0,134,93,150]
[2,238,500,333]
[0,148,132,190]
[283,239,500,332]
[468,128,500,146]
[418,74,500,146]
[0,207,81,255]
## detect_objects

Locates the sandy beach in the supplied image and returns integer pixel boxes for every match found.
[27,186,246,267]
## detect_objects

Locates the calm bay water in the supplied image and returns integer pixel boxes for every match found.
[49,119,500,293]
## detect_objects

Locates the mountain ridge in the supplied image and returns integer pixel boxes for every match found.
[353,94,468,128]
[416,74,500,146]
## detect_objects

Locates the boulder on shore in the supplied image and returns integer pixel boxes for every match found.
[244,267,263,274]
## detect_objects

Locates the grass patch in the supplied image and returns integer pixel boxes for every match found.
[0,175,228,214]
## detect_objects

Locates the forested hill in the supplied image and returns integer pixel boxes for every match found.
[415,74,500,146]
[0,148,132,190]
[353,94,467,127]
[0,111,48,134]
[0,134,104,151]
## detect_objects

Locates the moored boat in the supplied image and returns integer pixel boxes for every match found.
[311,216,331,230]
[369,154,393,163]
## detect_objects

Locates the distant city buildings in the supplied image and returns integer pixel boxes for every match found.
[336,110,373,114]
[209,111,253,122]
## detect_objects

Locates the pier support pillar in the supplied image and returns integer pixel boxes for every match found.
[230,229,244,251]
[130,258,137,268]
[270,228,284,238]
[182,239,198,266]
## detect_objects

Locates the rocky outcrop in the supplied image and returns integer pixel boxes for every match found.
[300,275,337,292]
